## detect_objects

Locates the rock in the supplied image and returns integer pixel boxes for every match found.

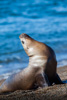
[0,66,67,100]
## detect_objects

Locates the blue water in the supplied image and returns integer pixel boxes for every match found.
[0,0,67,80]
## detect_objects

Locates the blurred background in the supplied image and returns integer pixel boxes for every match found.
[0,0,67,80]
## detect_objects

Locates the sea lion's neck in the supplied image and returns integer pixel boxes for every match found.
[28,55,47,68]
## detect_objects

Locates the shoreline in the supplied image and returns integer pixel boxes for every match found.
[0,65,67,86]
[0,65,67,83]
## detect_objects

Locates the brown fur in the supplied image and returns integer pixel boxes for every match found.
[0,33,63,94]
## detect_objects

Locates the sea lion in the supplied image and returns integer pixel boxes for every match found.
[0,33,50,94]
[0,33,63,94]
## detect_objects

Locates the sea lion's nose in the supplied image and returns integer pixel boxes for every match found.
[19,33,29,39]
[19,33,26,38]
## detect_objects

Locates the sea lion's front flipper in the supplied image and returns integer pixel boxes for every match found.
[35,73,50,88]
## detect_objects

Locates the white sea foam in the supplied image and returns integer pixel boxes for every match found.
[15,56,21,60]
[0,65,3,68]
[58,59,67,67]
[0,69,21,80]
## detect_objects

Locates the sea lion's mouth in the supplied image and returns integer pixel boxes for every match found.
[19,35,22,39]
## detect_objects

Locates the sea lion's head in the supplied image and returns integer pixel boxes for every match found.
[19,33,51,69]
[19,33,49,57]
[19,33,35,57]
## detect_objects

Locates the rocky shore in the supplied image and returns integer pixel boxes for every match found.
[0,66,67,100]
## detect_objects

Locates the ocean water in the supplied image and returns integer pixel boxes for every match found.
[0,0,67,80]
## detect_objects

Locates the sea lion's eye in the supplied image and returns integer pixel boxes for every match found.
[22,41,24,44]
